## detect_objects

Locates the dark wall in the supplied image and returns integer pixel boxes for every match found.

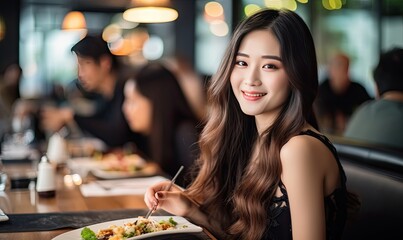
[0,0,20,74]
[173,0,195,66]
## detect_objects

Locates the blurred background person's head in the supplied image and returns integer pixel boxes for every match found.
[71,35,118,95]
[373,47,403,98]
[328,53,351,94]
[123,62,199,185]
[0,63,23,135]
[0,63,22,107]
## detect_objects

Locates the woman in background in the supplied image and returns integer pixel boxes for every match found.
[123,62,200,187]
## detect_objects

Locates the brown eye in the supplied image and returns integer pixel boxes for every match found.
[263,64,277,69]
[235,61,247,67]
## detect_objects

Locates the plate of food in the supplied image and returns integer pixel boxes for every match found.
[52,216,203,240]
[68,153,159,179]
[91,153,158,179]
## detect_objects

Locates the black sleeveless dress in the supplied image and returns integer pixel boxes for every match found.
[263,130,347,240]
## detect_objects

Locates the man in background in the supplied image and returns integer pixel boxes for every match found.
[40,35,147,152]
[315,53,371,135]
[344,48,403,150]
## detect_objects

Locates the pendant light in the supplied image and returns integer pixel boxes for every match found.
[62,11,87,30]
[123,0,178,23]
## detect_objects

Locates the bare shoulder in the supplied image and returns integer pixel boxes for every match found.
[280,133,321,165]
[280,132,333,180]
[280,130,341,198]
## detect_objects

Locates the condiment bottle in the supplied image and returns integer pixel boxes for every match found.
[36,155,56,198]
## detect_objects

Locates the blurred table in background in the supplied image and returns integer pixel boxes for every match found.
[0,162,148,240]
[0,162,216,240]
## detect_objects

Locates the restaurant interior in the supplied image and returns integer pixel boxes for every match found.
[0,0,402,239]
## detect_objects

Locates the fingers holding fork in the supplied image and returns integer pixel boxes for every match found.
[144,166,184,219]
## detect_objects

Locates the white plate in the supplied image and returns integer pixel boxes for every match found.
[52,216,203,240]
[68,157,158,180]
[91,164,158,179]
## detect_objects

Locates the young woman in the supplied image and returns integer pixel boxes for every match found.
[144,9,347,240]
[123,62,200,187]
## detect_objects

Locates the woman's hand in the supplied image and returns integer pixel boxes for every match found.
[144,181,195,217]
[145,181,228,239]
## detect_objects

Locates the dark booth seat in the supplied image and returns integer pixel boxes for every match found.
[332,138,403,239]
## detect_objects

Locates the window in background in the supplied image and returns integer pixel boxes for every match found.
[19,2,178,98]
[195,0,232,76]
[313,0,378,97]
[19,4,117,98]
[381,0,403,51]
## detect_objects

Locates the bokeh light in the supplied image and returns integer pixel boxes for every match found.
[205,1,224,18]
[244,4,261,17]
[209,20,229,37]
[143,36,164,60]
[102,24,122,43]
[264,0,298,11]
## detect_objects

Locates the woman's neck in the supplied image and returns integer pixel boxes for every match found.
[255,111,281,135]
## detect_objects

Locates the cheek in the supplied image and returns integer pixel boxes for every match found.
[143,103,153,128]
[125,108,136,125]
[132,101,152,133]
[230,72,241,92]
[274,81,291,102]
[123,102,137,122]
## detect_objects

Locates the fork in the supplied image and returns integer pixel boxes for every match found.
[144,165,184,219]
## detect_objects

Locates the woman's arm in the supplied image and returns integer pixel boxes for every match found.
[144,181,228,239]
[280,135,327,240]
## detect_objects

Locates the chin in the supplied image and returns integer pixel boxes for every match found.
[240,109,259,116]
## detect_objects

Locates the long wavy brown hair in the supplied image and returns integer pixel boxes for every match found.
[187,9,318,239]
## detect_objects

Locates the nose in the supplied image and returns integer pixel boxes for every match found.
[243,66,262,86]
[77,65,84,79]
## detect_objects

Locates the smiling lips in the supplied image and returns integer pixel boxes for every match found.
[242,91,267,101]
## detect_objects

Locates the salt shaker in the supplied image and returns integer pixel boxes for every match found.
[36,155,56,198]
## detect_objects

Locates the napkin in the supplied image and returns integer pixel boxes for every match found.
[80,176,168,197]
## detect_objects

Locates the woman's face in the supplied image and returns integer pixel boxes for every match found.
[122,80,153,135]
[230,30,290,131]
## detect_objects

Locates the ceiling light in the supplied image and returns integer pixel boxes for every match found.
[123,0,178,23]
[62,11,87,30]
[123,7,178,23]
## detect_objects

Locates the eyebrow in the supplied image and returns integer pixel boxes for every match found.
[237,52,282,61]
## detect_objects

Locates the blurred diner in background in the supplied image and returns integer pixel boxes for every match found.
[39,35,148,152]
[344,47,403,150]
[0,0,402,239]
[123,62,200,187]
[315,52,371,135]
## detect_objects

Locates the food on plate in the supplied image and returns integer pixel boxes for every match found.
[80,217,185,240]
[81,227,97,240]
[100,153,146,173]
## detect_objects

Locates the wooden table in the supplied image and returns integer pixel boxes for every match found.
[0,162,215,240]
